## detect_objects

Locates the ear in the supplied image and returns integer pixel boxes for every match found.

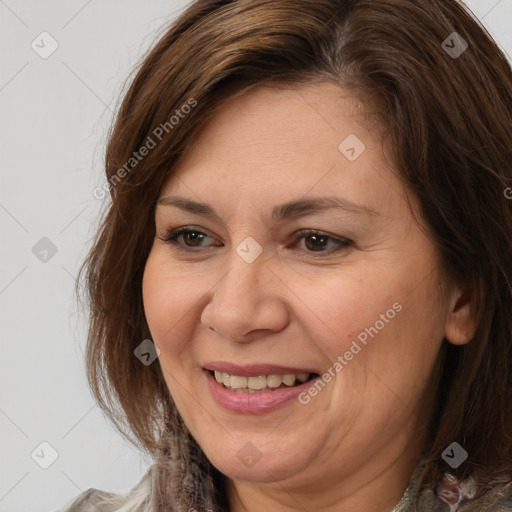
[444,286,478,346]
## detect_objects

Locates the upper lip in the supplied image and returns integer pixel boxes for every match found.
[203,361,318,377]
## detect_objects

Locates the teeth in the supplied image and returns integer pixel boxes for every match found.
[213,370,311,391]
[281,374,296,386]
[230,375,248,388]
[247,376,267,389]
[267,374,282,388]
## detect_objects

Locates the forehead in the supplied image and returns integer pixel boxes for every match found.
[158,82,412,223]
[181,82,378,161]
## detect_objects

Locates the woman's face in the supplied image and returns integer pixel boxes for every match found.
[142,82,456,494]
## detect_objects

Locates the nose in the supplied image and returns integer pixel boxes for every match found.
[200,249,289,343]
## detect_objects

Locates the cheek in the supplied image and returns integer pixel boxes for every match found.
[296,263,444,402]
[142,251,193,358]
[142,256,198,411]
[142,255,167,338]
[289,269,402,361]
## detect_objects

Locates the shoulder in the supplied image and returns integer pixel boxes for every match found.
[57,488,126,512]
[56,466,153,512]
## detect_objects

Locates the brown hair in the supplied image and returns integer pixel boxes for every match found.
[78,0,512,508]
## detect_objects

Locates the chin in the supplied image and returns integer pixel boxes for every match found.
[207,446,304,484]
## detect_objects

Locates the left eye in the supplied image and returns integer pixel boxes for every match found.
[158,227,352,255]
[291,229,352,253]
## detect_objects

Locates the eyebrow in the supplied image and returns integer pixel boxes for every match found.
[157,195,381,222]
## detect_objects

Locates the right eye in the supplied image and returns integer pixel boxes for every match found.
[158,227,219,252]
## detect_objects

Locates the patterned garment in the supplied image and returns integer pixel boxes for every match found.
[392,466,512,512]
[57,463,512,512]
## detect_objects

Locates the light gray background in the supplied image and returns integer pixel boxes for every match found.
[0,1,510,511]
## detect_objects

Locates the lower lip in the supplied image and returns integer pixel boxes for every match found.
[203,370,318,414]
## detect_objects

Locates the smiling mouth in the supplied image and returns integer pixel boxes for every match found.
[208,370,319,393]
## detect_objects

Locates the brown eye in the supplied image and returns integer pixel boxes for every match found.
[291,229,353,254]
[303,233,330,251]
[179,230,207,247]
[158,226,352,256]
[158,227,217,252]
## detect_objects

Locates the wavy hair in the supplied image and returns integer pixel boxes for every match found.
[77,0,512,509]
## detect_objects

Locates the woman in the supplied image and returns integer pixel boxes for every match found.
[60,0,512,510]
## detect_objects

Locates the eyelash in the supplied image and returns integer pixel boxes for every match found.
[157,226,353,255]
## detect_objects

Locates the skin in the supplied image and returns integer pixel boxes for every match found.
[142,82,477,512]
